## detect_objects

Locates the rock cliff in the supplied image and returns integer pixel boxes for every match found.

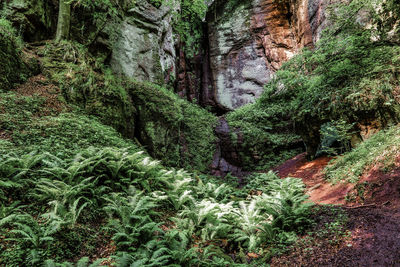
[109,0,331,111]
[111,1,178,84]
[207,0,329,110]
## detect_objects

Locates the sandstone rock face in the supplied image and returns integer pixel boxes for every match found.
[111,1,178,84]
[207,0,329,110]
[111,0,331,111]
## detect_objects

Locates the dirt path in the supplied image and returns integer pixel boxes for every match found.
[274,153,353,205]
[271,153,400,266]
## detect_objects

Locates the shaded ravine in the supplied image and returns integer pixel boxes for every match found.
[210,117,248,179]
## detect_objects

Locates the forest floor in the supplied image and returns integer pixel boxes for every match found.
[271,153,400,266]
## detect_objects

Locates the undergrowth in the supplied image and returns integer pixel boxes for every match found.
[271,206,351,265]
[0,18,30,90]
[226,102,303,171]
[227,0,400,162]
[0,90,314,266]
[325,125,400,183]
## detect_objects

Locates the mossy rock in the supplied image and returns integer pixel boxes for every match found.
[39,41,217,172]
[3,0,56,42]
[128,81,218,172]
[0,19,37,91]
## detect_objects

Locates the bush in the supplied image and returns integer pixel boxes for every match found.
[227,103,303,170]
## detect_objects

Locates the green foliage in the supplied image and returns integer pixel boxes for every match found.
[0,89,137,159]
[173,0,207,57]
[40,40,217,172]
[40,41,136,137]
[5,214,55,264]
[226,102,302,171]
[0,11,320,264]
[7,113,137,159]
[0,143,312,265]
[0,92,45,133]
[261,34,400,125]
[44,257,104,267]
[67,0,128,47]
[318,120,356,156]
[125,80,217,172]
[104,188,161,253]
[229,0,400,160]
[0,18,26,90]
[325,125,400,183]
[327,0,400,42]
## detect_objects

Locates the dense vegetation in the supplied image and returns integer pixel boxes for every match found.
[0,88,313,265]
[36,40,217,172]
[0,9,312,264]
[1,0,400,265]
[325,124,400,184]
[0,18,36,90]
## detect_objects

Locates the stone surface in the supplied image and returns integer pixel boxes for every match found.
[211,118,248,179]
[207,0,329,110]
[111,0,178,84]
[4,0,57,42]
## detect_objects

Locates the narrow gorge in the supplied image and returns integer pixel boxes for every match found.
[1,0,400,265]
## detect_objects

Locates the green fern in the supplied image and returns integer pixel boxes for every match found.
[42,197,91,233]
[231,200,272,252]
[103,188,160,252]
[44,257,104,267]
[6,213,54,264]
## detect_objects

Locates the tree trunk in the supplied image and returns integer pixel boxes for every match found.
[55,0,71,42]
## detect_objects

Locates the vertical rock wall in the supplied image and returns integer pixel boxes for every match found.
[207,0,329,110]
[110,0,331,111]
[111,1,178,84]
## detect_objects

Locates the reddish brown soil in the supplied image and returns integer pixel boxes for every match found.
[271,153,400,266]
[358,157,400,207]
[274,153,353,205]
[271,205,400,266]
[14,74,67,116]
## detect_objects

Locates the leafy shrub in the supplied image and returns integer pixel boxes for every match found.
[227,104,303,170]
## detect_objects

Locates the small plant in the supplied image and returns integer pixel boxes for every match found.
[6,214,55,265]
[103,187,160,252]
[232,199,274,252]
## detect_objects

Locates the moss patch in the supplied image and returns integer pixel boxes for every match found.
[129,81,217,172]
[226,102,303,171]
[0,19,26,90]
